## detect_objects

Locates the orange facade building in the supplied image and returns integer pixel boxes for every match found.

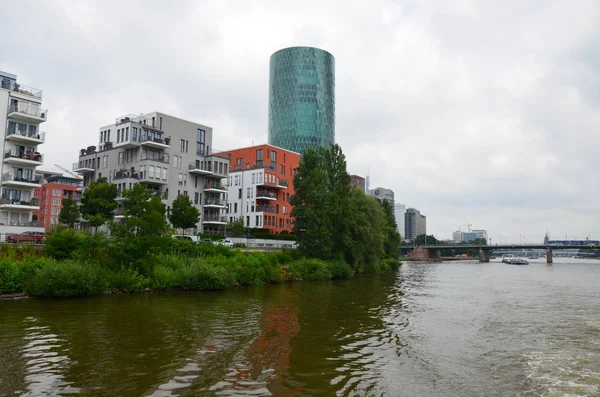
[34,174,82,229]
[219,144,300,234]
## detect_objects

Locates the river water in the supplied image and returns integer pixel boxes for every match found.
[1,259,599,396]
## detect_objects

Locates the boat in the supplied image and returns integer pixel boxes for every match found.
[507,258,529,265]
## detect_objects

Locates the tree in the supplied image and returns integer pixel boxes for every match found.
[229,218,245,237]
[415,234,439,246]
[110,184,171,273]
[80,177,118,232]
[347,190,385,271]
[58,197,80,228]
[169,195,200,234]
[381,200,401,259]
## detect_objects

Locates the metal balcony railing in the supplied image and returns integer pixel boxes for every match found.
[204,197,225,206]
[141,153,170,163]
[256,190,276,199]
[113,170,140,180]
[203,214,227,222]
[1,81,43,99]
[0,197,40,207]
[257,205,278,214]
[204,183,225,190]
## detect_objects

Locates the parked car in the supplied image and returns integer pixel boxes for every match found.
[219,239,234,247]
[172,235,200,243]
[199,238,215,245]
[6,231,46,244]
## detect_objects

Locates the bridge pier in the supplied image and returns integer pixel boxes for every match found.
[479,249,490,263]
[546,248,553,264]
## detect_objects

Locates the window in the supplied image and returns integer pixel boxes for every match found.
[280,165,284,175]
[178,173,183,186]
[173,155,179,169]
[162,167,168,180]
[236,158,242,168]
[194,192,199,205]
[246,216,250,226]
[283,205,287,214]
[238,189,242,199]
[258,173,263,184]
[125,127,129,141]
[118,152,123,165]
[256,215,259,226]
[185,140,188,153]
[252,173,255,184]
[149,166,155,179]
[247,187,250,198]
[159,117,163,130]
[180,139,185,152]
[270,150,277,163]
[256,149,263,162]
[183,191,188,196]
[234,203,238,213]
[197,129,205,156]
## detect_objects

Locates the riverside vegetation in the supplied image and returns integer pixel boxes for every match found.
[0,144,401,298]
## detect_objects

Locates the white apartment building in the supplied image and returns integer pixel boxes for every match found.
[473,229,488,241]
[73,112,228,234]
[0,71,47,236]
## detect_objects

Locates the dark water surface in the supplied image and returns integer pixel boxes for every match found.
[1,259,599,396]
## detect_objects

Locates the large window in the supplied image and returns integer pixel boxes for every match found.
[197,129,205,156]
[270,150,277,163]
[256,149,263,163]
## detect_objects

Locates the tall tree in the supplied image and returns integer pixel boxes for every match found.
[169,195,200,234]
[80,177,118,232]
[110,184,170,273]
[348,190,385,271]
[381,200,401,259]
[58,197,80,228]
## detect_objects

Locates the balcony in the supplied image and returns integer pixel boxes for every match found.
[204,197,226,209]
[232,160,276,172]
[4,150,43,166]
[139,170,168,185]
[141,153,170,164]
[0,197,40,210]
[277,179,289,189]
[5,130,45,145]
[204,183,227,193]
[188,161,214,176]
[8,104,47,123]
[256,205,278,214]
[72,161,96,174]
[256,189,277,200]
[140,135,170,149]
[1,174,42,188]
[2,81,43,100]
[202,214,227,225]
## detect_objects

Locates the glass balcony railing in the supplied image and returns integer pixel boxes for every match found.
[1,81,43,99]
[113,170,140,181]
[204,197,225,206]
[8,104,48,119]
[0,197,40,207]
[257,205,278,214]
[141,153,170,163]
[1,173,42,184]
[4,149,43,162]
[6,130,45,142]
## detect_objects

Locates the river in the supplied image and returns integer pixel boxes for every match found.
[1,258,599,396]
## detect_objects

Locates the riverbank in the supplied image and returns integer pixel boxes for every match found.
[0,247,401,299]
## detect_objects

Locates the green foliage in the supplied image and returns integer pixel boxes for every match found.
[177,260,236,290]
[107,266,146,292]
[326,260,354,279]
[229,218,246,237]
[150,265,179,290]
[58,197,80,228]
[44,229,86,260]
[348,190,386,271]
[24,261,109,298]
[414,234,439,246]
[379,258,402,272]
[80,177,118,230]
[289,259,333,281]
[381,200,401,259]
[169,194,200,233]
[0,258,45,293]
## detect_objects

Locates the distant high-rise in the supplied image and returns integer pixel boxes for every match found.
[368,187,394,206]
[395,203,406,238]
[405,208,426,241]
[349,175,366,192]
[268,46,335,155]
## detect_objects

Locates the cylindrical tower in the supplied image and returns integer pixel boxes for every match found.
[268,46,335,155]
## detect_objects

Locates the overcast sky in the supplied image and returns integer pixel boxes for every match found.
[2,0,599,242]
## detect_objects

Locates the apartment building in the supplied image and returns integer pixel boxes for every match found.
[218,144,300,234]
[0,71,47,235]
[34,172,82,229]
[73,112,228,233]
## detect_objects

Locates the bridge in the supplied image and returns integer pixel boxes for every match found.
[401,244,598,263]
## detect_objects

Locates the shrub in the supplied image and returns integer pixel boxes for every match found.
[44,229,85,260]
[108,266,146,292]
[178,260,236,290]
[379,258,402,271]
[24,261,109,298]
[0,258,45,293]
[150,265,179,290]
[326,260,354,279]
[289,259,332,281]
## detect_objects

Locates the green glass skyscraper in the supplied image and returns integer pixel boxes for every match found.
[268,46,335,154]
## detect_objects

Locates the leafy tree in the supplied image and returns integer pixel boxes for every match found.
[110,184,171,273]
[229,218,246,237]
[169,194,200,234]
[80,177,117,232]
[415,234,439,246]
[58,197,80,228]
[381,200,401,259]
[347,190,385,271]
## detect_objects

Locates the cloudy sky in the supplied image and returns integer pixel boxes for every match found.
[2,0,599,242]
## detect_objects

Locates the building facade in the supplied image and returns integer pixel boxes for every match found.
[219,144,300,234]
[0,71,47,236]
[268,46,335,155]
[34,173,82,229]
[349,175,366,192]
[473,229,488,241]
[73,112,228,234]
[368,187,395,206]
[405,208,426,241]
[394,203,406,238]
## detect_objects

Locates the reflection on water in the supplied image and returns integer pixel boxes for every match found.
[1,260,599,396]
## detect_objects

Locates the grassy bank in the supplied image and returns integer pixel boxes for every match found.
[0,237,402,298]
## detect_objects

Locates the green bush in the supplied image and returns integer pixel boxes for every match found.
[326,260,354,279]
[289,259,332,281]
[43,229,86,260]
[178,260,236,290]
[379,258,402,271]
[24,261,108,298]
[150,265,179,290]
[108,267,146,292]
[0,258,45,293]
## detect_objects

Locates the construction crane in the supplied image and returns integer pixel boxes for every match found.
[54,164,82,180]
[458,223,472,232]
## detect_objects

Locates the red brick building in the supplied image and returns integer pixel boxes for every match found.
[34,173,82,229]
[218,144,300,234]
